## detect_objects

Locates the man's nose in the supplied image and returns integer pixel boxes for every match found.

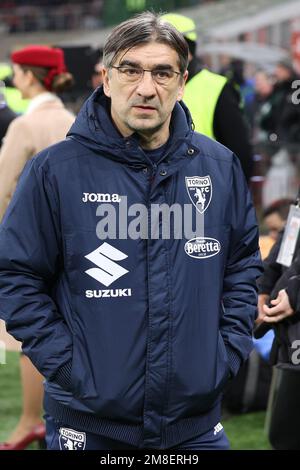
[136,71,156,97]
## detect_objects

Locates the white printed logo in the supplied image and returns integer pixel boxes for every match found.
[213,423,223,435]
[85,242,129,287]
[85,288,132,298]
[185,176,212,214]
[82,192,121,203]
[59,427,86,450]
[184,237,221,259]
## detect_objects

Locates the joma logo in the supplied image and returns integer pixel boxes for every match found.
[82,192,121,203]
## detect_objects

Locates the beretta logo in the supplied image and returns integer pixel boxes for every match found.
[184,237,221,259]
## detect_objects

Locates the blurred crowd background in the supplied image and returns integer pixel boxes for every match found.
[2,0,300,218]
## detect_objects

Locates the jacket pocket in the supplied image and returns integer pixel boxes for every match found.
[216,332,231,390]
[62,232,99,400]
[69,330,98,400]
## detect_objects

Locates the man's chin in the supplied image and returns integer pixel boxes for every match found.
[128,119,162,134]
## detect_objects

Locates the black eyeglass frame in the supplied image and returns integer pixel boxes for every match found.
[110,65,182,83]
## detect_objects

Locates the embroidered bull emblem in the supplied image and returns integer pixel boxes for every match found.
[185,176,212,214]
[59,427,86,450]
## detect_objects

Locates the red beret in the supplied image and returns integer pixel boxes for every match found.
[11,45,67,90]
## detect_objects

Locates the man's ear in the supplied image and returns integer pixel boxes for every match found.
[176,70,188,102]
[102,68,111,97]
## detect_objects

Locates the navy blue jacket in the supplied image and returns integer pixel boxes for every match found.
[0,88,262,449]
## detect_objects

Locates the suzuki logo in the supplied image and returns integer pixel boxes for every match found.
[85,243,129,287]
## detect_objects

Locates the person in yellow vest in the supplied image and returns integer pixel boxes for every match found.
[0,82,17,145]
[0,63,29,114]
[161,13,253,182]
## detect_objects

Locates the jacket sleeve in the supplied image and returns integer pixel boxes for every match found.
[257,231,284,295]
[286,275,300,316]
[273,252,300,317]
[221,155,263,376]
[0,117,34,222]
[0,158,72,388]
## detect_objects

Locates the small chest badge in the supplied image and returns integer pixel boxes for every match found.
[59,427,86,450]
[185,176,212,214]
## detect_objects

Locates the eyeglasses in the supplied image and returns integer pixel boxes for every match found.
[110,65,181,85]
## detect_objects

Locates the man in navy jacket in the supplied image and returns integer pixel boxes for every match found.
[0,12,262,450]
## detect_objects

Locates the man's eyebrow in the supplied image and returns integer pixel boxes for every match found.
[118,60,175,70]
[118,60,140,67]
[152,64,174,70]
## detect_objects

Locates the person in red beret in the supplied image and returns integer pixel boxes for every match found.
[0,45,75,450]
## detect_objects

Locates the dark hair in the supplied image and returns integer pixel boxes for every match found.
[103,11,189,75]
[263,198,294,221]
[185,37,196,57]
[20,64,74,93]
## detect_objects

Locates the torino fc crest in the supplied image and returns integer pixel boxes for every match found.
[59,427,86,450]
[185,176,212,214]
